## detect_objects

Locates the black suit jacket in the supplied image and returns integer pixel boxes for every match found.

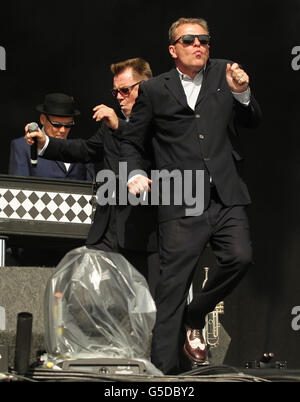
[43,120,158,252]
[9,137,93,181]
[121,59,262,222]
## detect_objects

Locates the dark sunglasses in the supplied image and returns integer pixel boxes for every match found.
[111,81,143,98]
[46,115,75,128]
[173,34,210,46]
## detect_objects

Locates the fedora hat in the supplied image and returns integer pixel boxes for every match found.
[36,93,80,117]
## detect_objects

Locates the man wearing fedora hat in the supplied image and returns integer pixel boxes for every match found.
[9,93,93,180]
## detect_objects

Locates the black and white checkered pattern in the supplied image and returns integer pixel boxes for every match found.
[0,188,93,224]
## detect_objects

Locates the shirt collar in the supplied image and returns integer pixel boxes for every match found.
[121,110,130,122]
[176,67,205,83]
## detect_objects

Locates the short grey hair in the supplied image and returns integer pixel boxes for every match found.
[169,17,209,44]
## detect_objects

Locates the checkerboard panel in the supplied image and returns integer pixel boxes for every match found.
[0,188,93,224]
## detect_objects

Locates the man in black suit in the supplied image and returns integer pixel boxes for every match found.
[25,58,159,297]
[121,18,262,374]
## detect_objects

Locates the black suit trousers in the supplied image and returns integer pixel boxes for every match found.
[151,190,252,375]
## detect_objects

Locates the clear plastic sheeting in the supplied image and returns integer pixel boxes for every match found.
[44,246,161,374]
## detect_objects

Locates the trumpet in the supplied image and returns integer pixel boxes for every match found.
[202,267,224,348]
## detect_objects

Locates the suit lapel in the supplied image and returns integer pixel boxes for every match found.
[164,68,189,109]
[55,160,67,174]
[164,61,216,110]
[66,163,76,176]
[195,58,213,107]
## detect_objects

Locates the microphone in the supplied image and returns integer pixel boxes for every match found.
[28,122,39,167]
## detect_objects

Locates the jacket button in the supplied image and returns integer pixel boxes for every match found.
[199,134,205,139]
[195,114,200,118]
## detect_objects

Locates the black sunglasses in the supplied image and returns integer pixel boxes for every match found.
[46,115,75,128]
[173,34,210,46]
[111,81,143,98]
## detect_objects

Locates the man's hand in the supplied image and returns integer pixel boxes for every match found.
[92,104,119,130]
[24,124,46,149]
[128,175,152,195]
[226,63,249,93]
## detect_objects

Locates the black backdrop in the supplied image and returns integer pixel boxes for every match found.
[2,0,300,369]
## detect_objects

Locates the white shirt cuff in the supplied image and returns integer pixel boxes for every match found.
[127,174,143,185]
[232,87,251,106]
[38,134,49,156]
